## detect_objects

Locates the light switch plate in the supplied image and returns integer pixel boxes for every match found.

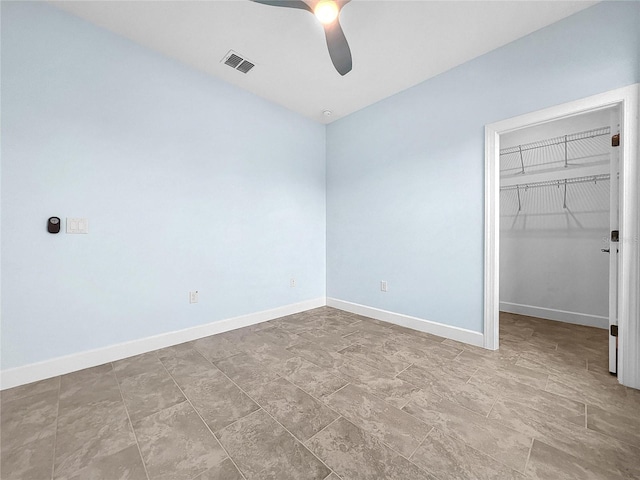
[66,218,89,234]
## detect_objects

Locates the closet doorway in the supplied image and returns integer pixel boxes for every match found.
[483,84,640,389]
[498,108,618,373]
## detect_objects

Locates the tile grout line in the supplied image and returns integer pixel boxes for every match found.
[49,376,62,480]
[447,426,532,476]
[291,330,420,383]
[192,343,245,367]
[272,375,347,421]
[303,415,343,446]
[584,404,588,429]
[111,367,152,480]
[404,378,536,472]
[398,388,420,411]
[405,388,507,439]
[329,413,435,477]
[158,356,251,480]
[212,402,265,435]
[321,471,338,480]
[194,336,349,423]
[176,349,335,477]
[341,329,360,340]
[407,426,433,460]
[276,349,422,415]
[156,358,250,480]
[248,370,346,432]
[338,348,414,378]
[485,394,499,419]
[523,437,535,474]
[397,428,442,478]
[214,318,415,417]
[322,381,352,399]
[394,362,414,379]
[452,349,465,362]
[337,324,591,468]
[337,342,359,352]
[465,367,481,385]
[344,351,410,380]
[217,375,334,476]
[295,370,434,466]
[455,406,537,472]
[581,410,640,450]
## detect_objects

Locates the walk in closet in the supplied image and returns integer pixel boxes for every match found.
[499,109,618,331]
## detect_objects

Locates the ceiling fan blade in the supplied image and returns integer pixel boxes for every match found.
[252,0,352,75]
[250,0,312,13]
[323,18,352,76]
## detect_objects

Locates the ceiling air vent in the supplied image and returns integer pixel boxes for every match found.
[222,50,255,74]
[236,60,255,74]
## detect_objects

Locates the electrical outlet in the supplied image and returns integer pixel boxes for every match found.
[380,281,388,292]
[189,291,199,303]
[290,278,296,288]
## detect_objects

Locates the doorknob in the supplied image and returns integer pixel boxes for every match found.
[601,248,610,253]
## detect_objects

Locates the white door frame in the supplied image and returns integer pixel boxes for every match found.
[484,84,640,389]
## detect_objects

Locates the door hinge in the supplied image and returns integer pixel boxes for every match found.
[611,325,618,337]
[612,134,620,147]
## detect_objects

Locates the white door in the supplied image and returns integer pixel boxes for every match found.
[608,121,620,374]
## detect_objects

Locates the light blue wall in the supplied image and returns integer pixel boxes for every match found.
[1,2,326,369]
[3,2,639,371]
[326,1,640,332]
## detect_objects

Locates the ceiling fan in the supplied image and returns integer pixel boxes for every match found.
[250,0,353,76]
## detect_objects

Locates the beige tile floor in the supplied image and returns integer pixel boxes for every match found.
[2,307,640,479]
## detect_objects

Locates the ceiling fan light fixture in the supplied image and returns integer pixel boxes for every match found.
[314,0,339,25]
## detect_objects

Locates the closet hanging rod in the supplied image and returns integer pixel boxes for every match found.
[500,126,610,156]
[500,173,610,191]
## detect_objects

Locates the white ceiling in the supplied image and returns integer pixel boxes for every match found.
[50,0,597,124]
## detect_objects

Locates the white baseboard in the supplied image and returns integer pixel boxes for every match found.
[499,301,608,329]
[0,297,326,390]
[327,298,484,347]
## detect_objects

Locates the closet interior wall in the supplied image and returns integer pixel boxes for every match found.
[499,109,617,329]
